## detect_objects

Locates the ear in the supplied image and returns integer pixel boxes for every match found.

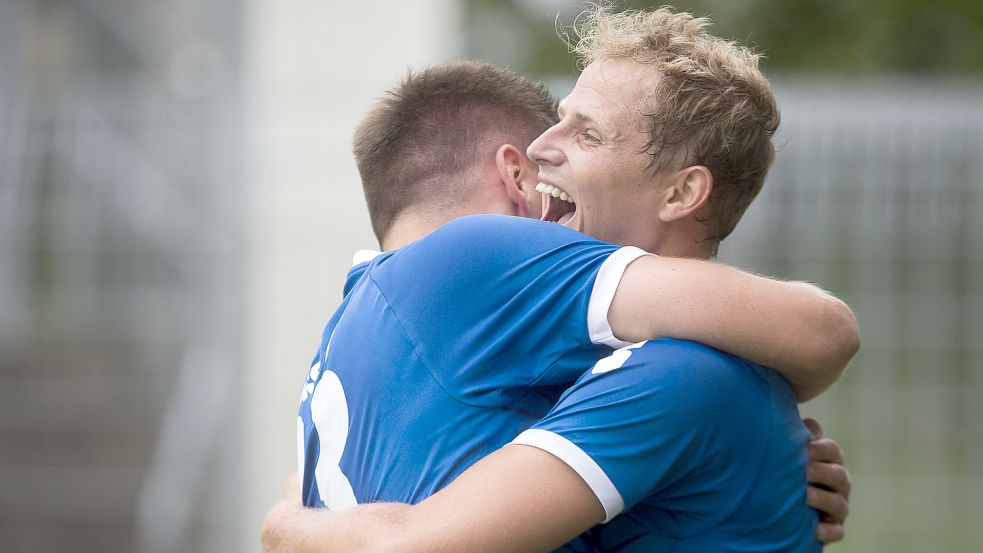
[658,165,713,223]
[495,144,532,218]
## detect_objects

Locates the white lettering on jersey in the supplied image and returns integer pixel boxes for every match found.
[310,369,357,509]
[296,416,306,487]
[591,341,647,374]
[301,361,321,403]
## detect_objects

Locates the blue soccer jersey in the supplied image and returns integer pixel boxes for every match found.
[297,215,648,515]
[512,339,821,552]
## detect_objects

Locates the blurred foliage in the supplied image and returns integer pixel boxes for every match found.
[465,0,983,75]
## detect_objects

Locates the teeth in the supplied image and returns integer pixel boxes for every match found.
[536,183,575,204]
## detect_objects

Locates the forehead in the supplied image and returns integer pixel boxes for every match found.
[560,59,657,128]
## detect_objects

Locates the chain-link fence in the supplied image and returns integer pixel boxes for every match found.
[721,77,983,552]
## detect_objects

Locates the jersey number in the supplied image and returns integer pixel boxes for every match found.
[301,360,357,509]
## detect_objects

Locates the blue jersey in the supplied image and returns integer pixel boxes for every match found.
[513,339,821,552]
[297,215,647,515]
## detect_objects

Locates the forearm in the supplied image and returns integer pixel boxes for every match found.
[262,446,603,553]
[262,501,408,553]
[609,256,860,401]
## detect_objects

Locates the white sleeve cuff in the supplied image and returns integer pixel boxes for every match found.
[511,428,624,523]
[587,246,652,349]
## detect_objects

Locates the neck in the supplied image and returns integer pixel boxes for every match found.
[652,237,716,260]
[380,184,522,250]
[644,223,718,260]
[381,214,447,251]
[381,202,504,251]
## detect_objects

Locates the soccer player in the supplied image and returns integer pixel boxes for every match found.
[266,6,856,552]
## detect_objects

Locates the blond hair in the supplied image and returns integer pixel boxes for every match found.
[569,4,780,242]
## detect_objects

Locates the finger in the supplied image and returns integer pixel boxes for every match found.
[807,486,849,524]
[816,522,845,544]
[803,417,823,440]
[807,461,851,499]
[284,472,301,503]
[807,438,844,465]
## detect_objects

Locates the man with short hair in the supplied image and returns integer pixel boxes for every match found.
[267,6,855,552]
[353,62,558,249]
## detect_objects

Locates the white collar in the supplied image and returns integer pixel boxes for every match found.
[351,249,383,267]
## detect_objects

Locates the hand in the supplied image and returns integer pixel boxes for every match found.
[804,417,851,544]
[260,473,304,553]
[261,498,299,553]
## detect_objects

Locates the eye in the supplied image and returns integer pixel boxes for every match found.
[581,130,602,144]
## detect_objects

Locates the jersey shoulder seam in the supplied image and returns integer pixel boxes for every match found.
[366,271,497,411]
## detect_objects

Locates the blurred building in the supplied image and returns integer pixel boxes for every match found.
[0,0,457,551]
[1,0,246,551]
[0,1,980,552]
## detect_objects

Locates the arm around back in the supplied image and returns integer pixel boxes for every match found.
[607,255,860,402]
[261,446,604,553]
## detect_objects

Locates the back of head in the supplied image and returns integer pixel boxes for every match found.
[571,4,780,243]
[353,61,558,243]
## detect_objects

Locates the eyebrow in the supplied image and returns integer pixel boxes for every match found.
[558,101,603,128]
[558,100,626,143]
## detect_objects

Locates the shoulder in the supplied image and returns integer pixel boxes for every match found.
[385,214,619,285]
[424,214,548,247]
[343,260,372,297]
[617,339,771,415]
[417,214,614,258]
[622,339,750,375]
[557,339,768,421]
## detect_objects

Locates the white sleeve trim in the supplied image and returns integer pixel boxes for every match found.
[511,428,624,523]
[587,246,652,349]
[351,249,382,267]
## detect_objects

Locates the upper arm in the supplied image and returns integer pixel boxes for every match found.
[608,255,859,401]
[386,445,605,553]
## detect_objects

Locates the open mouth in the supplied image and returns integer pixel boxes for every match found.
[536,183,576,226]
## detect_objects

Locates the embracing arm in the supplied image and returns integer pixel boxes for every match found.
[261,446,603,553]
[608,256,860,402]
[261,430,852,553]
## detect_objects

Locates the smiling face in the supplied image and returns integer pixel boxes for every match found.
[527,59,671,248]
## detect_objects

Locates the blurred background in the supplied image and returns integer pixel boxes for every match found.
[0,0,979,551]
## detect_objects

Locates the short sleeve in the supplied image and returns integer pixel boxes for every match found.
[511,339,772,523]
[369,215,650,405]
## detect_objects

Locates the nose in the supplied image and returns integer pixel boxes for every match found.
[527,123,564,167]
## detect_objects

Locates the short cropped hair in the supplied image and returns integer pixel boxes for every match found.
[570,5,780,242]
[353,61,558,242]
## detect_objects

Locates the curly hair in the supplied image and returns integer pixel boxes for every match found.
[568,4,780,242]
